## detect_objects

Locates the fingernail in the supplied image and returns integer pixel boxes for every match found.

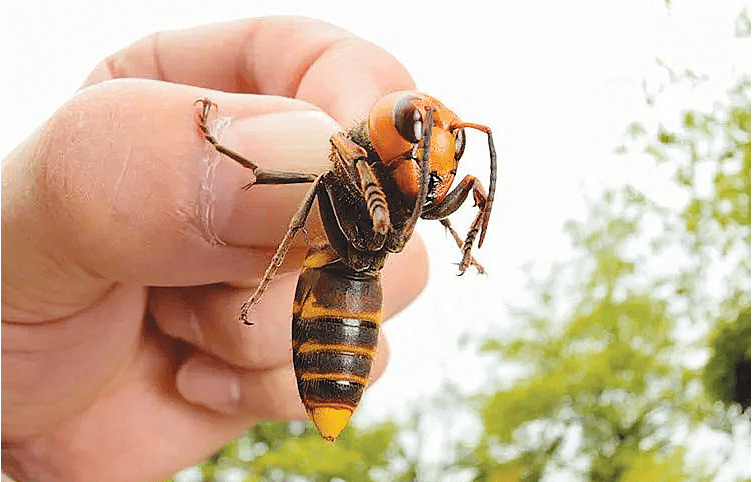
[177,357,242,415]
[202,110,340,246]
[223,109,340,175]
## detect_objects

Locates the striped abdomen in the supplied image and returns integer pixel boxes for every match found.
[292,247,383,441]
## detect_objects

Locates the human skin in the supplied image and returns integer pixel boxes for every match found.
[1,17,427,482]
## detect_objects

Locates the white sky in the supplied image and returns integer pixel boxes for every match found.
[1,0,749,478]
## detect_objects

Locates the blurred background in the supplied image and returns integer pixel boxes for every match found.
[2,0,749,480]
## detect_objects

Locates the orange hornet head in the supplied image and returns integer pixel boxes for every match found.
[367,92,466,204]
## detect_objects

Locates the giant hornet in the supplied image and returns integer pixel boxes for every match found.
[195,92,496,441]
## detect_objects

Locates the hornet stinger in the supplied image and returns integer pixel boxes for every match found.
[195,91,497,441]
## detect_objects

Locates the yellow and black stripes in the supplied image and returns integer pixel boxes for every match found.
[291,251,383,440]
[293,317,378,407]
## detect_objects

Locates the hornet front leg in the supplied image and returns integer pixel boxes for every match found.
[421,175,489,274]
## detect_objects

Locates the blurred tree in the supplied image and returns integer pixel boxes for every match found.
[174,420,410,482]
[703,309,751,410]
[465,45,750,482]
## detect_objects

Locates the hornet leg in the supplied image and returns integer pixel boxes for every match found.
[439,219,485,274]
[195,98,318,186]
[239,175,324,324]
[422,175,489,274]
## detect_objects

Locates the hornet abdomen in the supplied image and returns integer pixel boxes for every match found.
[291,246,383,441]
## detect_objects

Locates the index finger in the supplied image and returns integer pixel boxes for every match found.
[82,16,416,125]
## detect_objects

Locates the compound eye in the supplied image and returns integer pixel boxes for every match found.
[393,96,423,144]
[454,128,466,161]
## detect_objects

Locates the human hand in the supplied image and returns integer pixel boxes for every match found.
[1,17,427,482]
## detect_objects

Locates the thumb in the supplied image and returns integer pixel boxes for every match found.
[1,78,339,322]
